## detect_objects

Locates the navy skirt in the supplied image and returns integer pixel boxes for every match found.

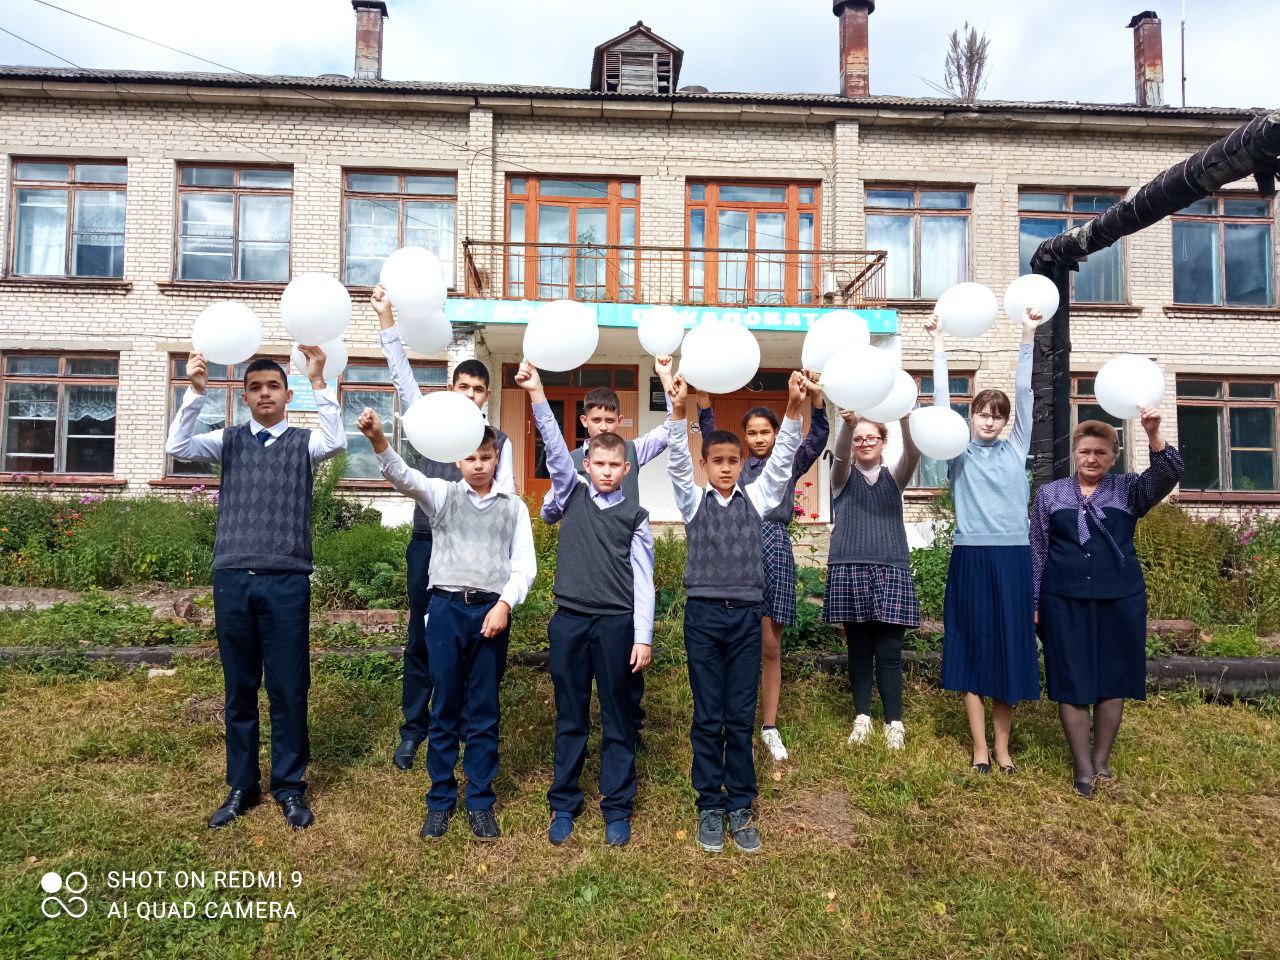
[941,545,1040,705]
[1038,591,1147,704]
[761,521,798,626]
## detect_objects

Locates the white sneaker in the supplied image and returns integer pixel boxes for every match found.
[847,714,873,744]
[760,727,789,762]
[884,721,905,751]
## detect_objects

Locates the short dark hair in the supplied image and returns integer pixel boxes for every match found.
[583,387,621,415]
[243,358,287,386]
[476,426,498,452]
[702,429,742,459]
[587,431,628,458]
[972,388,1011,421]
[741,406,779,432]
[452,359,490,388]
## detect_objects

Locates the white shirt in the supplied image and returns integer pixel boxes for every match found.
[376,446,536,610]
[667,415,803,523]
[165,386,346,463]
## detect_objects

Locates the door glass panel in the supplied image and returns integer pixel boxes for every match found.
[536,205,571,299]
[575,208,608,300]
[533,399,566,479]
[753,211,787,304]
[716,209,749,304]
[618,207,637,301]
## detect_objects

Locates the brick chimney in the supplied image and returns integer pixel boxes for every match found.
[352,1,388,80]
[833,0,874,98]
[1128,11,1164,106]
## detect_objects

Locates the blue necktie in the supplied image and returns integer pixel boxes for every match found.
[255,429,271,446]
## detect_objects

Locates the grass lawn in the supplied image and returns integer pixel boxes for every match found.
[2,653,1279,959]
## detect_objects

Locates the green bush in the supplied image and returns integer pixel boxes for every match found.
[1201,625,1264,658]
[0,589,208,647]
[1135,503,1239,625]
[781,597,840,652]
[312,522,411,610]
[312,453,382,533]
[909,544,950,621]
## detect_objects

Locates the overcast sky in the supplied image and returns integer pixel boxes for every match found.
[0,0,1270,109]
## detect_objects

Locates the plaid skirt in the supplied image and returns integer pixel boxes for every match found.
[761,521,798,626]
[822,562,921,627]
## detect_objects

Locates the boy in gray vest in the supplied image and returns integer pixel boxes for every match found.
[357,409,535,842]
[516,360,655,848]
[370,285,514,773]
[667,371,807,854]
[166,348,345,832]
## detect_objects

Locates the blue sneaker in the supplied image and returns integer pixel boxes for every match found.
[548,813,575,846]
[605,819,631,847]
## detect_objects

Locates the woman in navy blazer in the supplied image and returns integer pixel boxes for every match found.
[1030,409,1183,797]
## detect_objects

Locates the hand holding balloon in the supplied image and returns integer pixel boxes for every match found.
[695,389,712,410]
[297,344,328,391]
[515,359,545,403]
[356,407,388,454]
[787,371,808,418]
[669,374,689,418]
[370,284,394,330]
[1021,307,1044,342]
[801,369,824,403]
[187,352,208,396]
[654,354,675,394]
[924,312,944,348]
[1139,405,1166,452]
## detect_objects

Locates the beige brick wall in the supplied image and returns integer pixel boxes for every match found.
[0,91,1274,517]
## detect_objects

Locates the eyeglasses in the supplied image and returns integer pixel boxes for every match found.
[852,436,882,447]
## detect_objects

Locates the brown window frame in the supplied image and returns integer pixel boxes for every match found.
[865,184,972,301]
[166,354,288,477]
[1018,190,1128,304]
[175,163,294,283]
[1,351,119,475]
[1175,375,1279,493]
[338,359,449,481]
[342,169,458,289]
[1070,375,1129,475]
[685,179,820,306]
[8,158,128,279]
[1171,193,1275,307]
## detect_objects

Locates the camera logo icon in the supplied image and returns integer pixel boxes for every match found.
[40,871,89,919]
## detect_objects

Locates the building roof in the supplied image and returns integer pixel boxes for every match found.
[590,21,684,92]
[0,64,1266,121]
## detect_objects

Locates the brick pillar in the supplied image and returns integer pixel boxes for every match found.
[833,0,874,98]
[352,1,388,81]
[1128,11,1164,107]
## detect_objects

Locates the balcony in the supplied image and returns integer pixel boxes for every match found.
[462,240,887,309]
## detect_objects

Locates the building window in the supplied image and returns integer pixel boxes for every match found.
[340,361,448,479]
[1,353,118,474]
[686,181,819,306]
[1019,192,1125,302]
[1173,195,1274,306]
[177,164,292,282]
[10,160,127,278]
[506,176,639,302]
[907,371,973,488]
[344,171,457,288]
[1176,377,1277,492]
[866,187,969,300]
[167,356,255,476]
[1072,376,1127,474]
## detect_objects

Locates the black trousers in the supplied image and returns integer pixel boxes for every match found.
[684,598,762,813]
[547,609,638,822]
[213,569,311,799]
[843,620,905,722]
[399,533,434,742]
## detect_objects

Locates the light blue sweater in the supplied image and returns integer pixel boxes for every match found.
[934,343,1033,547]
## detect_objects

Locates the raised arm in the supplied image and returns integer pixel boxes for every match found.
[517,361,581,523]
[372,286,424,414]
[165,352,223,462]
[792,402,829,478]
[889,412,921,490]
[927,313,950,408]
[293,344,346,463]
[1127,407,1185,518]
[746,372,806,514]
[360,408,449,516]
[1008,309,1040,457]
[666,376,701,522]
[696,390,716,435]
[830,411,854,498]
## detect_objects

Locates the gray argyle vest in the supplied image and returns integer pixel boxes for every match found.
[427,481,524,594]
[409,427,509,536]
[213,423,313,573]
[683,489,764,603]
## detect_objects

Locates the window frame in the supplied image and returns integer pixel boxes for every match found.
[1070,375,1130,476]
[8,158,128,279]
[1171,193,1275,307]
[1017,189,1128,304]
[342,169,458,289]
[338,359,449,482]
[165,355,260,478]
[684,179,821,306]
[174,162,294,283]
[1175,375,1279,493]
[1,351,120,475]
[504,175,640,302]
[865,184,972,301]
[905,368,974,490]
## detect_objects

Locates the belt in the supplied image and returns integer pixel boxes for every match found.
[411,529,434,541]
[687,596,761,609]
[431,587,501,606]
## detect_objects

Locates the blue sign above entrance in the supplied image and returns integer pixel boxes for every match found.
[444,299,897,335]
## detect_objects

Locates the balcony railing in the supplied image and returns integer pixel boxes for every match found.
[462,240,887,309]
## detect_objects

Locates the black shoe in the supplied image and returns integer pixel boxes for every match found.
[1073,780,1095,798]
[467,808,501,841]
[998,763,1018,775]
[208,787,260,829]
[697,809,725,853]
[393,738,423,771]
[971,762,991,775]
[421,809,452,840]
[277,794,314,830]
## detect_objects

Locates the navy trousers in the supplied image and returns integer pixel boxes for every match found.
[547,608,638,822]
[683,598,763,813]
[213,569,311,799]
[399,533,434,743]
[425,593,509,812]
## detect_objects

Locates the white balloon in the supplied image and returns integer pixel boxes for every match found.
[1004,274,1060,326]
[401,391,485,463]
[380,247,447,321]
[524,300,599,372]
[280,273,351,345]
[801,311,870,373]
[909,405,971,460]
[191,302,262,366]
[858,369,919,422]
[820,343,895,412]
[678,319,761,394]
[935,282,998,338]
[1093,354,1166,420]
[290,339,347,385]
[637,305,686,356]
[399,309,452,355]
